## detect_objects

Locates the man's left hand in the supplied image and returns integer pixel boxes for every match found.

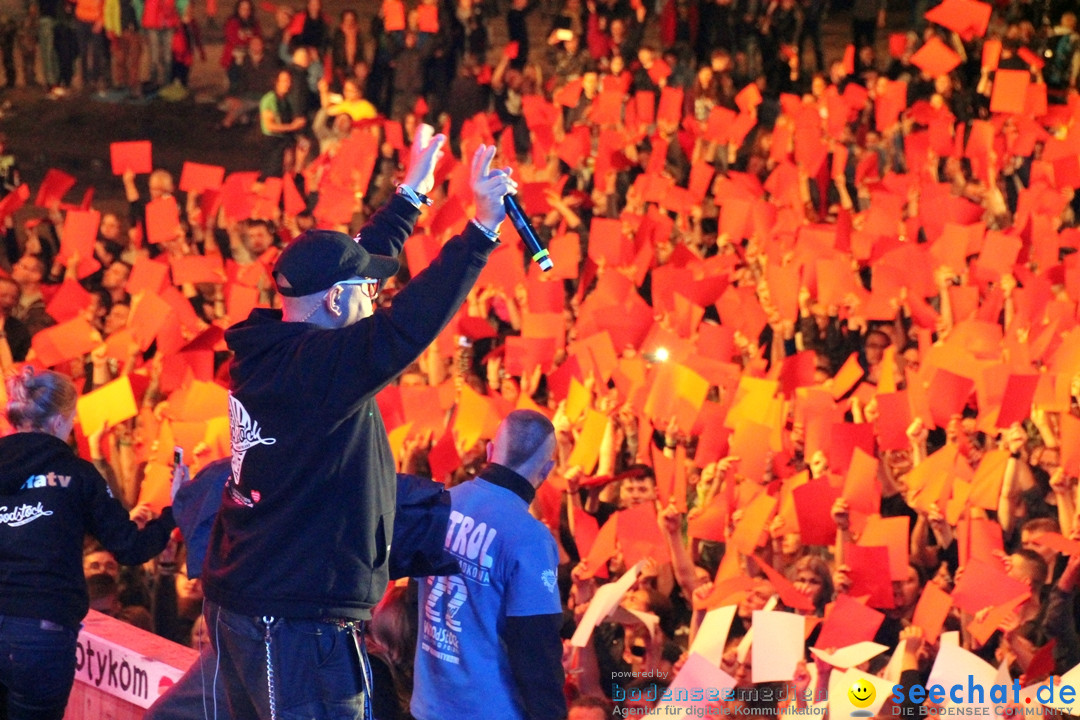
[403,123,446,196]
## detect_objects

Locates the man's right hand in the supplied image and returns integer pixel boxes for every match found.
[470,145,517,231]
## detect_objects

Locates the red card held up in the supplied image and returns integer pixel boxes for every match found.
[751,554,816,612]
[35,168,76,208]
[45,279,92,323]
[994,373,1039,428]
[792,479,840,546]
[109,141,152,175]
[857,515,909,581]
[844,543,894,608]
[657,87,683,125]
[60,209,100,263]
[179,162,226,193]
[616,502,668,569]
[815,594,885,650]
[146,196,181,244]
[0,183,29,221]
[951,557,1030,614]
[735,83,763,114]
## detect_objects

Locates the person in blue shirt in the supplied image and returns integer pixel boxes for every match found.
[412,409,567,720]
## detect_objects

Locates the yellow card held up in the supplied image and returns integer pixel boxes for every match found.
[566,408,608,474]
[76,376,138,434]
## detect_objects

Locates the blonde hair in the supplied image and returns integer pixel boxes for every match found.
[5,368,78,432]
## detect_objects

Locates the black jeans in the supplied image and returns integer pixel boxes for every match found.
[204,601,371,720]
[0,615,79,720]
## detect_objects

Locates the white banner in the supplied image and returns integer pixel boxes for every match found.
[73,613,196,709]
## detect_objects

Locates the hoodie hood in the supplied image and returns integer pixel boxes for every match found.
[224,309,310,385]
[0,432,74,495]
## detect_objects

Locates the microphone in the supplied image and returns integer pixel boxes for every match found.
[503,195,553,272]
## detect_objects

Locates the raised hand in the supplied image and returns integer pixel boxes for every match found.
[470,145,518,231]
[402,123,447,196]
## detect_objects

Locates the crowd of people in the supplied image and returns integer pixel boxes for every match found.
[2,0,1080,715]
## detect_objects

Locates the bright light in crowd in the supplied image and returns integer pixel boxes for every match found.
[654,347,669,362]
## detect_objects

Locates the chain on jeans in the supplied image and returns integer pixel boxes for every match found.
[259,615,373,720]
[262,616,277,720]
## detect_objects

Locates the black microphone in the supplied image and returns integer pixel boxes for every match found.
[503,195,553,272]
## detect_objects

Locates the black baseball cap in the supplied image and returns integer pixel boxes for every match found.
[272,230,399,298]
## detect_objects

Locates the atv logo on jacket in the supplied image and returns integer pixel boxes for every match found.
[20,473,73,490]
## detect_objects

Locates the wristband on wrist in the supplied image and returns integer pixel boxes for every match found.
[396,184,432,208]
[471,218,500,241]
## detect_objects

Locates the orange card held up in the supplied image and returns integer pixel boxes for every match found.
[76,376,139,433]
[910,580,952,644]
[170,254,226,286]
[910,37,961,77]
[129,291,174,351]
[125,257,168,296]
[382,0,405,31]
[842,447,880,518]
[138,463,173,515]
[30,317,99,367]
[830,353,866,400]
[109,140,152,175]
[958,516,1005,565]
[1062,413,1080,476]
[504,335,557,376]
[688,496,729,542]
[416,3,438,32]
[643,363,709,433]
[966,594,1029,645]
[989,70,1030,115]
[730,493,777,555]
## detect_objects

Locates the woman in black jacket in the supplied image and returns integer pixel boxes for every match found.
[0,368,175,719]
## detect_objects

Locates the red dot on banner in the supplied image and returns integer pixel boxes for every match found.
[1026,698,1031,704]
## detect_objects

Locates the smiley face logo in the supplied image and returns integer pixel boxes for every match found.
[848,679,876,709]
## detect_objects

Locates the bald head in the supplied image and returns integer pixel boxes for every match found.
[489,410,556,486]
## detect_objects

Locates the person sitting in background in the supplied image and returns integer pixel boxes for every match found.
[221,33,278,128]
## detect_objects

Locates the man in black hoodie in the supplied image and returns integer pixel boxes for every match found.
[201,127,516,718]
